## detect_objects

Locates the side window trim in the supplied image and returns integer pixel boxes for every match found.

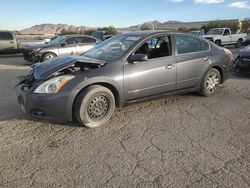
[129,34,173,61]
[78,36,96,44]
[64,37,78,45]
[174,34,210,56]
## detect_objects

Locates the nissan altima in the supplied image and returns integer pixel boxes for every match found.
[16,31,233,128]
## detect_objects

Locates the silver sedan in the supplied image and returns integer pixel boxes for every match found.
[22,35,96,63]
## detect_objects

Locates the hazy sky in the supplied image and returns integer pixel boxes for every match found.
[0,0,250,30]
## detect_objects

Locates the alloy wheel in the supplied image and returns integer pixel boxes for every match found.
[206,71,220,94]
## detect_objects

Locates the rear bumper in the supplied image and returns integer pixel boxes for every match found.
[16,84,72,122]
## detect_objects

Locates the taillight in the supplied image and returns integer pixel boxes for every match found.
[224,48,233,62]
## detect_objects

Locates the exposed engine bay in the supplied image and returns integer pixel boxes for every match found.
[16,57,106,88]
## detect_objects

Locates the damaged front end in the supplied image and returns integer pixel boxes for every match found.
[15,56,106,121]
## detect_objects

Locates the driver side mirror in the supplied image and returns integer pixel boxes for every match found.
[128,54,148,63]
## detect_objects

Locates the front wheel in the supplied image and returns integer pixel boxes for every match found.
[200,68,221,97]
[74,85,115,128]
[42,52,56,61]
[215,40,221,46]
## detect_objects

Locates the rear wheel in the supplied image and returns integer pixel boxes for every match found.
[74,85,115,128]
[200,68,221,97]
[236,39,242,48]
[42,52,56,61]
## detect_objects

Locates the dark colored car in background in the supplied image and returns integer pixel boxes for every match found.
[16,31,233,128]
[234,45,250,73]
[22,35,97,63]
[91,31,114,42]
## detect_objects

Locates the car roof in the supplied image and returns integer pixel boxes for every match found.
[209,28,228,30]
[122,30,175,37]
[0,30,13,33]
[62,34,95,38]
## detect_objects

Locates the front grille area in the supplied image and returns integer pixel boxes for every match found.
[17,69,36,88]
[22,49,32,60]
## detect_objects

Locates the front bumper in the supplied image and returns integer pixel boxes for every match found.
[16,84,72,122]
[233,56,250,73]
[23,50,41,63]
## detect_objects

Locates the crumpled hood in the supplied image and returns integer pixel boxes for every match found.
[33,56,107,80]
[24,43,52,51]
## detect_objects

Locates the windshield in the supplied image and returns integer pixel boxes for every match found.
[49,36,66,45]
[83,35,141,61]
[206,29,224,35]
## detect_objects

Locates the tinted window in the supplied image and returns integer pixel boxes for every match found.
[65,37,78,45]
[175,35,209,55]
[0,32,14,40]
[135,36,171,59]
[78,37,96,44]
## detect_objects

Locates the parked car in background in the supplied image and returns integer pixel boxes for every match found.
[245,34,250,45]
[234,45,250,73]
[16,31,233,128]
[22,35,97,63]
[190,29,205,37]
[203,28,247,48]
[0,30,49,54]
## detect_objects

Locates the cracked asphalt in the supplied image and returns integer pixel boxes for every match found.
[0,48,249,187]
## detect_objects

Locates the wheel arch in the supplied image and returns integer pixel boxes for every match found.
[201,64,224,86]
[40,51,57,61]
[67,78,124,121]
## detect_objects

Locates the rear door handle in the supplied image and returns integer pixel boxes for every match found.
[10,41,14,44]
[165,64,173,69]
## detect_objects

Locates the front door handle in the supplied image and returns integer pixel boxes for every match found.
[10,41,14,44]
[203,57,209,61]
[165,64,173,69]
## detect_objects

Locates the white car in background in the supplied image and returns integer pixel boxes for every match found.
[203,28,247,48]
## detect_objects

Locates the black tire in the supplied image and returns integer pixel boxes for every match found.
[74,85,115,128]
[215,40,221,46]
[42,52,56,62]
[236,39,242,48]
[199,68,221,97]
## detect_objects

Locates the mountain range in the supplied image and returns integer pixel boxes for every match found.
[19,21,183,35]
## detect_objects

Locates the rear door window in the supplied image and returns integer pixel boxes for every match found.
[78,37,96,44]
[0,32,14,40]
[175,34,209,55]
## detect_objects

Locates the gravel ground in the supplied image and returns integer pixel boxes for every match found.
[0,48,249,188]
